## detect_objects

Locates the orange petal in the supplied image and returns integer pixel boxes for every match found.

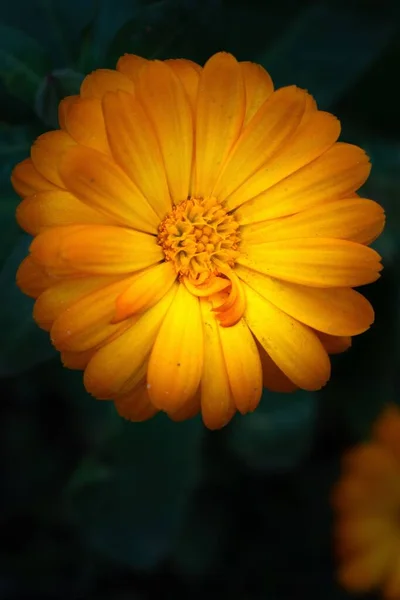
[50,277,138,352]
[373,405,400,463]
[240,61,274,125]
[338,539,397,593]
[16,256,56,298]
[135,60,193,203]
[59,145,159,233]
[238,238,382,287]
[113,261,177,322]
[241,198,385,246]
[244,283,330,391]
[16,189,110,235]
[31,130,76,188]
[316,332,352,354]
[147,284,204,412]
[116,54,149,82]
[102,90,171,219]
[165,58,201,112]
[213,86,307,202]
[114,381,159,422]
[30,224,163,276]
[236,266,375,336]
[11,158,58,197]
[383,554,400,600]
[61,96,110,154]
[58,95,78,130]
[34,274,122,331]
[227,109,340,212]
[235,143,370,223]
[194,52,245,197]
[218,317,262,414]
[61,348,97,370]
[199,298,236,429]
[257,343,298,392]
[84,284,177,399]
[80,68,134,99]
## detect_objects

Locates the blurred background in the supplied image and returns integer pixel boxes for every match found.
[1,0,400,598]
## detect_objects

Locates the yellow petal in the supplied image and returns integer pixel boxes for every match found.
[383,553,400,600]
[165,58,201,112]
[238,238,382,287]
[147,284,204,412]
[244,283,330,391]
[338,539,396,593]
[16,256,56,298]
[30,224,163,276]
[11,158,58,197]
[257,344,298,392]
[50,277,138,352]
[34,275,121,331]
[61,96,110,154]
[227,109,340,212]
[240,61,274,125]
[59,145,159,233]
[194,52,245,197]
[235,143,370,223]
[61,348,97,370]
[16,189,110,235]
[80,68,134,99]
[135,60,193,203]
[213,86,307,201]
[168,389,201,422]
[199,298,236,429]
[316,332,352,354]
[236,266,375,336]
[218,317,262,414]
[116,54,148,82]
[241,198,385,245]
[114,382,159,422]
[102,90,171,219]
[31,130,76,188]
[114,261,177,322]
[84,284,177,398]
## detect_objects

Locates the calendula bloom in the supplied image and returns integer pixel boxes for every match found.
[333,405,400,599]
[13,52,384,429]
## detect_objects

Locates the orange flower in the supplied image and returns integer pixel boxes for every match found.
[13,52,384,429]
[333,405,400,599]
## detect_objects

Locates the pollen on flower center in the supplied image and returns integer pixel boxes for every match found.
[158,196,240,285]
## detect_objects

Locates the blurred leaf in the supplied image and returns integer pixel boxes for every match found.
[0,235,56,377]
[0,198,19,266]
[35,68,84,127]
[69,415,204,569]
[0,122,38,188]
[0,23,51,105]
[260,2,397,108]
[228,391,317,471]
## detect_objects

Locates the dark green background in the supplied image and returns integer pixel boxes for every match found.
[1,1,399,598]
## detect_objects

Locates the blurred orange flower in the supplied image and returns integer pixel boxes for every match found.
[333,405,400,599]
[13,52,384,428]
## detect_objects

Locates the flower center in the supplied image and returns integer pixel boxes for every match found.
[158,197,240,285]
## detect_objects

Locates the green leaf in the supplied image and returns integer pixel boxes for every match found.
[0,23,51,105]
[68,414,204,569]
[35,69,84,128]
[0,235,56,377]
[258,2,397,108]
[227,391,317,471]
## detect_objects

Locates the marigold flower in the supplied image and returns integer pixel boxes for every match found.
[13,52,384,429]
[333,405,400,599]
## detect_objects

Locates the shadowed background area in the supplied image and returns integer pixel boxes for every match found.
[1,1,399,598]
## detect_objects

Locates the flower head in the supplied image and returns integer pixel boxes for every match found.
[333,405,400,599]
[13,52,384,429]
